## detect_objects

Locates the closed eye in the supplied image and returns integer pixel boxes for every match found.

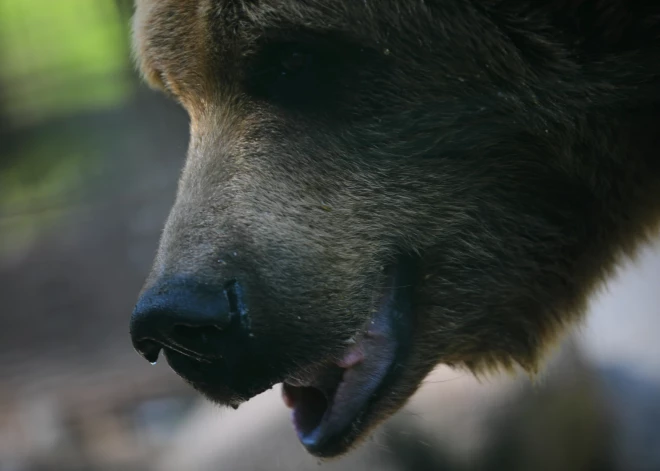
[243,35,368,112]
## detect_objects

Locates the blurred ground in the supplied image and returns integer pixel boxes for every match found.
[0,2,659,470]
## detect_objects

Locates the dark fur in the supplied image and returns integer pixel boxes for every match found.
[132,0,660,456]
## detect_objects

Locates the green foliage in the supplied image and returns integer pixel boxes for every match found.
[0,0,136,256]
[0,131,101,256]
[0,0,134,125]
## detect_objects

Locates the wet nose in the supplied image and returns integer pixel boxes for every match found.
[129,276,248,363]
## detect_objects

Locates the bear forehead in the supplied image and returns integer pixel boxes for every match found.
[132,0,400,106]
[132,0,498,113]
[133,0,437,69]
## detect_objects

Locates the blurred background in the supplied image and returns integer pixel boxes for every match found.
[0,2,659,470]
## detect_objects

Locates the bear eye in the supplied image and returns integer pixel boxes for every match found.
[244,42,339,109]
[279,49,313,78]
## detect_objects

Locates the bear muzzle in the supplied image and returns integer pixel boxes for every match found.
[129,258,418,457]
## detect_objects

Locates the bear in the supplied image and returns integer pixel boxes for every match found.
[128,0,660,458]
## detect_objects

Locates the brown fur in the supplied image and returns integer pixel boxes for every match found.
[132,0,660,456]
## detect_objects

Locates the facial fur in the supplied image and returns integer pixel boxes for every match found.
[130,0,660,457]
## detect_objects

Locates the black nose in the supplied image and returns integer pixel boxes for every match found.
[129,276,249,364]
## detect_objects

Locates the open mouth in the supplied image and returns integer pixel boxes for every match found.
[281,261,415,456]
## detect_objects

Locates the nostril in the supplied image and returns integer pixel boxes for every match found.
[172,324,221,344]
[173,325,199,342]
